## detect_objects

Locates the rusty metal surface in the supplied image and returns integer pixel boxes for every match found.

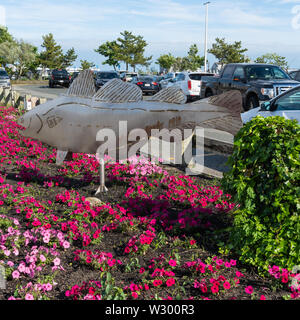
[18,70,243,157]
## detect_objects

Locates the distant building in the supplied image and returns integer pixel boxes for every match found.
[211,63,223,74]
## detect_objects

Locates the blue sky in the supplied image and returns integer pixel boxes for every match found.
[1,0,300,70]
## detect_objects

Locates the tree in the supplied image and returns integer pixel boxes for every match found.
[39,33,64,69]
[116,31,152,72]
[255,53,288,71]
[95,31,152,72]
[62,47,77,69]
[80,59,95,70]
[95,40,121,71]
[24,45,40,79]
[0,26,14,66]
[0,39,37,79]
[0,26,13,44]
[208,38,250,66]
[156,53,176,72]
[186,44,205,71]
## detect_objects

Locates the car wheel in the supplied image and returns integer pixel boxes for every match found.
[205,90,213,98]
[245,95,259,111]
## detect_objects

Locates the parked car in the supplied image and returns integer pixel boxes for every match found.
[242,85,300,124]
[120,72,138,82]
[49,69,71,88]
[70,72,80,84]
[95,71,120,89]
[166,72,215,101]
[159,72,180,89]
[289,70,300,82]
[0,68,11,88]
[201,63,300,111]
[132,76,160,95]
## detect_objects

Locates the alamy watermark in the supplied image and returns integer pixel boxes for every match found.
[292,5,300,30]
[0,6,6,26]
[95,121,233,176]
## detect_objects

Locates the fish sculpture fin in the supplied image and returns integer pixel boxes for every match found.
[56,150,69,166]
[67,70,96,98]
[197,115,243,136]
[148,86,187,104]
[207,90,243,116]
[197,91,244,136]
[93,79,143,103]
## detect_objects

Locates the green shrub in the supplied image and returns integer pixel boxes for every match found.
[222,116,300,273]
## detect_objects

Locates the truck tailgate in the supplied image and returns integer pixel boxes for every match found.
[189,80,201,95]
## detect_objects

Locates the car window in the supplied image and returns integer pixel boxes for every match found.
[0,71,8,77]
[233,67,245,79]
[275,88,300,110]
[245,66,289,80]
[177,74,185,81]
[289,72,297,80]
[273,67,289,80]
[97,73,119,79]
[52,69,68,75]
[222,65,235,79]
[138,77,153,82]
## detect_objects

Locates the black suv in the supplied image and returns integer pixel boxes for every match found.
[49,69,71,88]
[201,64,299,111]
[95,71,120,89]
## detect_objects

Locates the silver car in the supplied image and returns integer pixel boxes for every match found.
[242,85,300,124]
[159,72,180,89]
[0,69,11,88]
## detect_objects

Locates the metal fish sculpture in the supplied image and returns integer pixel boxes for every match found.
[17,70,243,193]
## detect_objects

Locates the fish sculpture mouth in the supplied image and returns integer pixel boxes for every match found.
[17,115,31,131]
[17,113,43,135]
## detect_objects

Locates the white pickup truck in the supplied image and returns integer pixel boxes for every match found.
[166,72,215,101]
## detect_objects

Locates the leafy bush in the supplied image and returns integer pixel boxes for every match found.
[222,116,300,273]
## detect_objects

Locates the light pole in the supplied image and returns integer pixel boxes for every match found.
[204,2,210,72]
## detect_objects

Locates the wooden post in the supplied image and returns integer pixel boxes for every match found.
[24,95,32,110]
[0,88,4,104]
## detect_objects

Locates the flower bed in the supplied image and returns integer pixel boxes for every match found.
[0,105,299,300]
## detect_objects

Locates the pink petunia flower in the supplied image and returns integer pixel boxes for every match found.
[168,259,177,267]
[245,286,254,295]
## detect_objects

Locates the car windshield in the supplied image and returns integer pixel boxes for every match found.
[245,66,289,80]
[0,71,8,77]
[276,87,300,110]
[52,70,68,75]
[138,77,153,82]
[97,73,118,79]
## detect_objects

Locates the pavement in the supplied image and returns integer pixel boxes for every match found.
[12,84,68,100]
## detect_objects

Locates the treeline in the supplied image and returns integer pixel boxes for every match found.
[0,26,289,80]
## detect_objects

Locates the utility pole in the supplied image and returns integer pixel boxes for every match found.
[204,2,210,72]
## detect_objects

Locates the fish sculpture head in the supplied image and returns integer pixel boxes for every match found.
[17,100,58,139]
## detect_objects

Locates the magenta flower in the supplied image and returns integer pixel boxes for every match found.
[223,281,231,290]
[168,259,177,267]
[25,293,34,300]
[245,286,254,295]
